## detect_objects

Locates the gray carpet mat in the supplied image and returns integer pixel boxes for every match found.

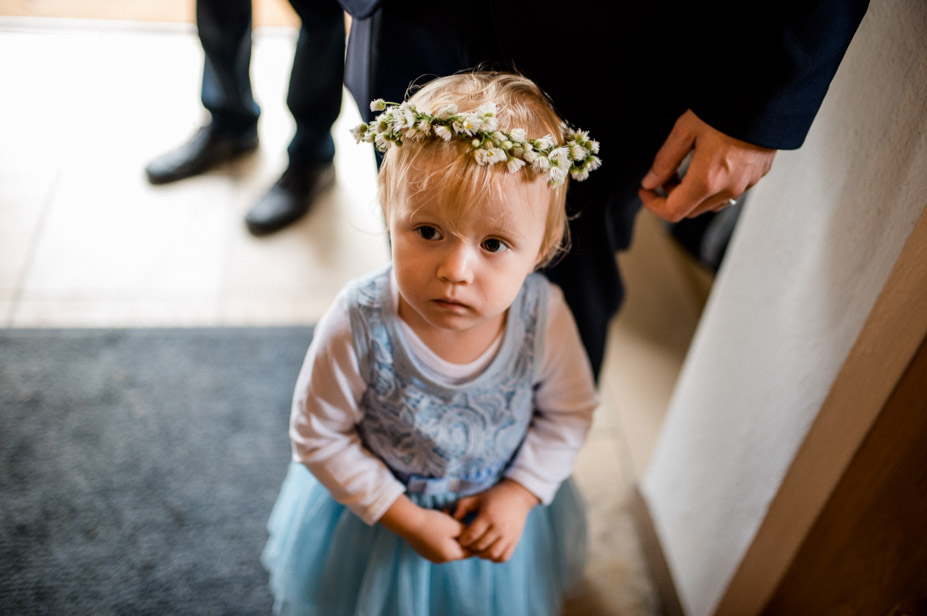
[0,327,314,615]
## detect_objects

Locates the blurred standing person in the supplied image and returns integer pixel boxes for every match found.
[146,1,345,236]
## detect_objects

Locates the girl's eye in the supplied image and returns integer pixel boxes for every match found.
[416,225,442,241]
[481,238,509,254]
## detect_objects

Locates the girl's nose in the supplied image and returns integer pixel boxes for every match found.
[437,243,473,284]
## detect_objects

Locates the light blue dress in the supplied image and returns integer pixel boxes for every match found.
[262,269,587,616]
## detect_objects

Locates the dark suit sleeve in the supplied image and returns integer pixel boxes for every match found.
[686,0,870,149]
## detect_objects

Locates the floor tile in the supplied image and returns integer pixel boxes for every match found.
[19,170,231,299]
[0,182,52,296]
[11,297,219,328]
[0,298,13,327]
[0,28,70,177]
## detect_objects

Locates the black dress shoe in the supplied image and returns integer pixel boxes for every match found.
[245,162,336,236]
[145,124,259,185]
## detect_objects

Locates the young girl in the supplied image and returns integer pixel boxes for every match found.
[262,72,601,616]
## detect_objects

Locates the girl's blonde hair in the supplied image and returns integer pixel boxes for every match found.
[378,72,570,266]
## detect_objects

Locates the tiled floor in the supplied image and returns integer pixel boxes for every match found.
[1,17,708,615]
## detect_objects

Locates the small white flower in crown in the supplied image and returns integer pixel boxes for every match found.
[351,99,602,187]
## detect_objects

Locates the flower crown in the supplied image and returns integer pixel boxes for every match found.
[351,99,601,186]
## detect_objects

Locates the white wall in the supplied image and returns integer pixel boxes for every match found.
[639,2,927,614]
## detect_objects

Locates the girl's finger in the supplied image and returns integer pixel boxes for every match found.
[452,497,479,521]
[471,528,499,552]
[458,517,489,547]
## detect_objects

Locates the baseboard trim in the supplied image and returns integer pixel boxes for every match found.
[631,485,686,616]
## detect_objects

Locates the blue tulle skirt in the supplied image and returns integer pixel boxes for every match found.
[262,463,587,616]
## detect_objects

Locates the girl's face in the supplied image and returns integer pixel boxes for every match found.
[389,171,550,352]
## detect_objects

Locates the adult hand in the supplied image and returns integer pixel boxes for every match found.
[639,110,777,222]
[453,479,540,563]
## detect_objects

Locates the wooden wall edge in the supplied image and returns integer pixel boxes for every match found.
[712,202,927,615]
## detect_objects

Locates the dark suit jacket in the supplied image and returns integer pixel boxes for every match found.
[344,1,868,148]
[339,0,869,374]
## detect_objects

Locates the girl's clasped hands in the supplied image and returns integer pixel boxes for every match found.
[384,479,540,564]
[453,478,541,563]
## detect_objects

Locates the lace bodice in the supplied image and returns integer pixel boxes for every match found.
[348,269,547,492]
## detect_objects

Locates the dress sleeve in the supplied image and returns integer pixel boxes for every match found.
[289,288,406,526]
[504,282,598,504]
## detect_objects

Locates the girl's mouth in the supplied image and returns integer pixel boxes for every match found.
[433,298,468,310]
